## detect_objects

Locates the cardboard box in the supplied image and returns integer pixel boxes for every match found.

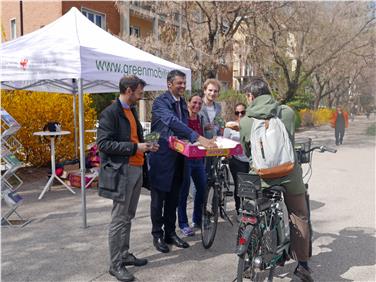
[68,170,98,188]
[169,136,243,158]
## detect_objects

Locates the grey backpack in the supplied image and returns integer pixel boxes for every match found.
[250,108,295,179]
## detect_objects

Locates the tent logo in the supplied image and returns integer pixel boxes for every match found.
[20,59,28,70]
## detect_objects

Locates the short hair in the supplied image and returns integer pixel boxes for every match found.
[242,77,271,98]
[203,79,221,92]
[119,75,146,94]
[167,70,186,83]
[188,94,202,102]
[234,102,247,109]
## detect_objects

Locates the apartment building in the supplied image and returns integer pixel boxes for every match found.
[232,30,254,90]
[1,1,232,88]
[1,1,62,41]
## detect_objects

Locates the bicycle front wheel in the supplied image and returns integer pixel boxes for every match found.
[201,184,219,249]
[219,164,232,216]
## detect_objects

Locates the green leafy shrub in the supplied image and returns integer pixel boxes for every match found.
[294,110,302,129]
[366,123,376,136]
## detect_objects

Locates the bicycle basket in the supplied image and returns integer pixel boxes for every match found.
[294,138,312,164]
[237,172,261,199]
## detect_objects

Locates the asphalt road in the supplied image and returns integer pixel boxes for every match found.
[1,115,375,282]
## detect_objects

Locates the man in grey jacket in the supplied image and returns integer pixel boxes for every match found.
[200,78,222,139]
[97,75,159,282]
[199,78,223,177]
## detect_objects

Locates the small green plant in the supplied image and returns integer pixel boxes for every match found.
[366,123,376,136]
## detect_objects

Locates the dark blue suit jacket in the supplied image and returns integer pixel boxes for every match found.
[149,91,199,192]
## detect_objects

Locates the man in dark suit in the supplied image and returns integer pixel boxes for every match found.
[149,70,216,253]
[97,75,159,282]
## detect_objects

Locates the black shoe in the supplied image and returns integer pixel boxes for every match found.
[164,234,190,248]
[294,265,314,282]
[153,237,169,253]
[109,265,135,282]
[122,253,148,266]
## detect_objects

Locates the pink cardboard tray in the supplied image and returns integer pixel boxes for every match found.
[169,136,243,157]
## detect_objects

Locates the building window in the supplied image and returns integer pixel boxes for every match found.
[130,26,140,37]
[81,8,106,29]
[10,18,16,40]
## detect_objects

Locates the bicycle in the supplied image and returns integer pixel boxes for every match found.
[201,156,233,249]
[235,138,336,281]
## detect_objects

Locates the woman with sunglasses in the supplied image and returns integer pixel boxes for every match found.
[177,94,207,236]
[223,103,250,216]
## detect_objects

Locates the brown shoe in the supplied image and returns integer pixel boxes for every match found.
[294,265,313,282]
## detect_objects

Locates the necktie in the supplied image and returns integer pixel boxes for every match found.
[175,101,182,120]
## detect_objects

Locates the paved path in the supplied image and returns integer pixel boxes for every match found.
[1,116,375,282]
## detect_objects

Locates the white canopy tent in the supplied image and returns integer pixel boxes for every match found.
[1,7,191,227]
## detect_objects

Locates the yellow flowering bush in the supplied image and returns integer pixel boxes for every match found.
[313,108,334,126]
[1,90,97,167]
[298,108,335,127]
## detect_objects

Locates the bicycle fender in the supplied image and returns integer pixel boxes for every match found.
[236,225,254,256]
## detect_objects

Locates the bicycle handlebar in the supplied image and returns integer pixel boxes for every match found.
[320,146,337,153]
[303,145,337,154]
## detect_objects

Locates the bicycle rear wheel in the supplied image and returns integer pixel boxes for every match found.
[201,184,219,249]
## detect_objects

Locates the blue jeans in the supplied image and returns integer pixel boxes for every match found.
[178,158,207,229]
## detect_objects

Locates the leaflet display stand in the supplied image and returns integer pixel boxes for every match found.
[1,109,30,227]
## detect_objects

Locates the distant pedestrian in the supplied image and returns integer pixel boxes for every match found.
[97,75,159,282]
[330,106,349,145]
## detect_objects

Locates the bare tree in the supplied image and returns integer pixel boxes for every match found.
[244,2,375,104]
[117,1,273,86]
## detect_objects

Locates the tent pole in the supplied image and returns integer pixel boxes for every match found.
[77,79,87,228]
[73,94,78,158]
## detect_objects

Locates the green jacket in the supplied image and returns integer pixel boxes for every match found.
[239,95,305,195]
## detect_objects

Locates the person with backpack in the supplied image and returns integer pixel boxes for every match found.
[239,77,313,282]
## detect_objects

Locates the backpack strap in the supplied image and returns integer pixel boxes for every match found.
[276,106,283,118]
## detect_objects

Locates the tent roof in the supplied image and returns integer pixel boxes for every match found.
[0,7,191,93]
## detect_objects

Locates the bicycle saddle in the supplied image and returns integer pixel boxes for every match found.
[265,185,286,194]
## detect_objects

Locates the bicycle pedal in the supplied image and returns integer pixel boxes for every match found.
[224,191,233,197]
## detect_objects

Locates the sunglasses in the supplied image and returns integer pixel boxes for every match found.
[235,111,246,116]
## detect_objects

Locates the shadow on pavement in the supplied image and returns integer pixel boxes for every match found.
[272,226,376,281]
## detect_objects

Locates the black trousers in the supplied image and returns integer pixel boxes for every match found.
[229,157,250,214]
[335,126,345,144]
[150,155,185,239]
